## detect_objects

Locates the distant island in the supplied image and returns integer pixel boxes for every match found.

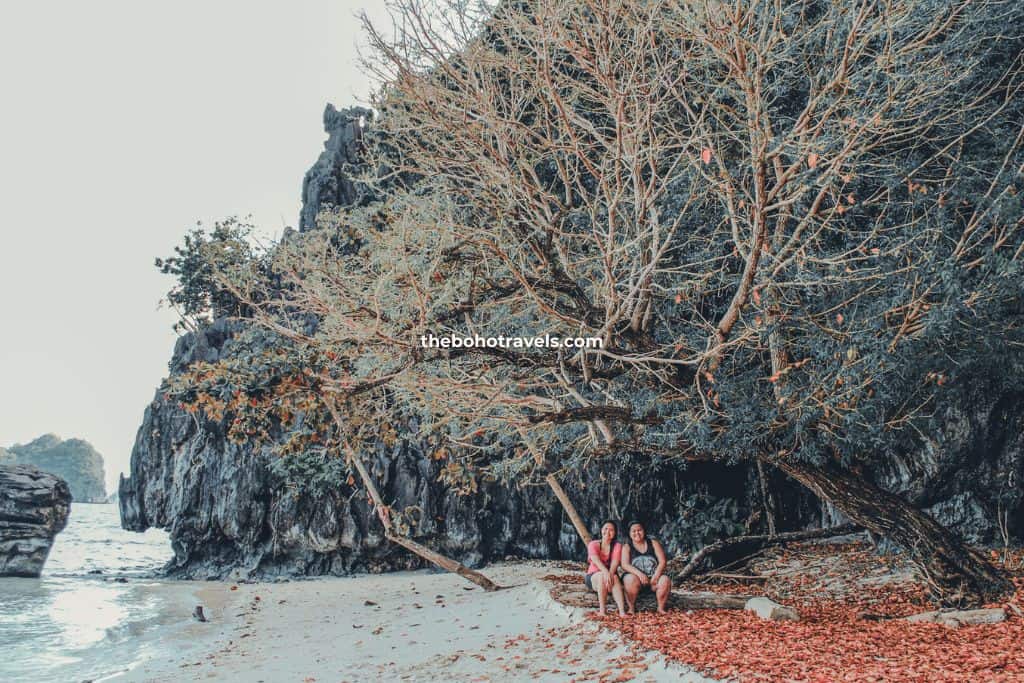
[1,435,107,503]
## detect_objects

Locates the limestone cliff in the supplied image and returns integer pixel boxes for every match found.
[298,104,372,232]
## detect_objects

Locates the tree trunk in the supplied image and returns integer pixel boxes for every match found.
[383,532,500,591]
[343,436,501,591]
[551,583,755,611]
[545,474,592,544]
[755,460,778,536]
[328,403,502,592]
[772,457,1012,606]
[762,311,1009,607]
[518,427,592,545]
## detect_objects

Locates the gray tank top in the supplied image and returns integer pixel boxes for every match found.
[629,539,658,576]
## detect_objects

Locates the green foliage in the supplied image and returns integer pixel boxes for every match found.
[156,217,256,332]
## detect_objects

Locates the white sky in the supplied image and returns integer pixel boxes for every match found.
[0,1,390,492]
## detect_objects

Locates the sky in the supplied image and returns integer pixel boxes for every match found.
[0,0,390,493]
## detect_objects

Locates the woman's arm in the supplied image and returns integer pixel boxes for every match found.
[587,541,610,575]
[651,540,668,582]
[608,543,623,576]
[621,545,647,581]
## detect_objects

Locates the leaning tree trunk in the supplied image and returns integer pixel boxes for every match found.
[762,307,1009,607]
[772,456,1011,606]
[327,403,501,592]
[518,426,592,545]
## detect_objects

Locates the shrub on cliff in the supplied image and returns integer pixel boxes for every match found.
[156,217,257,332]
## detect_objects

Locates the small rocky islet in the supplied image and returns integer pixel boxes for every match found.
[2,434,107,503]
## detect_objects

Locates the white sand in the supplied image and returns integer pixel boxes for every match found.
[105,562,718,682]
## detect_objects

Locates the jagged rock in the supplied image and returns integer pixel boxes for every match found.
[4,434,107,502]
[0,464,71,577]
[744,597,800,621]
[298,104,372,232]
[873,386,1024,545]
[120,104,791,579]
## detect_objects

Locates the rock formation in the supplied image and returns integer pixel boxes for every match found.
[119,104,1023,580]
[879,385,1024,546]
[298,104,372,232]
[0,464,72,577]
[4,434,107,503]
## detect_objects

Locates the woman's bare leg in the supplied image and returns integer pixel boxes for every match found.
[655,575,672,614]
[623,574,640,614]
[611,575,627,616]
[594,574,609,615]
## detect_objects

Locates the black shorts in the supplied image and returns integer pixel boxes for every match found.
[627,573,655,591]
[584,572,600,590]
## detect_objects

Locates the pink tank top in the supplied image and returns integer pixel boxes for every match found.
[586,539,622,574]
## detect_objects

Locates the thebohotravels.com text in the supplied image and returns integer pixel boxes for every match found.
[419,333,603,349]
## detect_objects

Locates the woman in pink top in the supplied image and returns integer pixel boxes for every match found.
[585,520,626,616]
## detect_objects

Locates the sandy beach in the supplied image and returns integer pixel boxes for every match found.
[105,562,717,683]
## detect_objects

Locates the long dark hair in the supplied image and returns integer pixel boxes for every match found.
[598,519,618,541]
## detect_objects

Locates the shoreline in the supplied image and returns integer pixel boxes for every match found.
[105,561,717,682]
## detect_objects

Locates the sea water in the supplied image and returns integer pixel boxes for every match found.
[0,503,172,683]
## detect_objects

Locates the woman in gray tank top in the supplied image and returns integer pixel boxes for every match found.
[621,520,672,614]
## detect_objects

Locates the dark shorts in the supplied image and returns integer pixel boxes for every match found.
[584,572,600,590]
[625,573,656,591]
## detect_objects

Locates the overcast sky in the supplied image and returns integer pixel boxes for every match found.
[0,1,389,492]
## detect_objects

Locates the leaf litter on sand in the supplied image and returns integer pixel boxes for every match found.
[570,542,1024,682]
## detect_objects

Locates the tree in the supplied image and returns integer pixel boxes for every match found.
[206,0,1022,605]
[156,217,256,333]
[359,0,1022,604]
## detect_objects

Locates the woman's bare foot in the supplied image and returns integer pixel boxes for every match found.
[657,608,668,615]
